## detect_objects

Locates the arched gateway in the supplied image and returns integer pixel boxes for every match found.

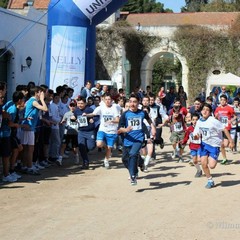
[140,39,189,94]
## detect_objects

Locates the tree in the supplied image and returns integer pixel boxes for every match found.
[200,0,238,11]
[182,0,240,12]
[152,57,182,94]
[121,0,171,13]
[0,0,8,8]
[181,0,209,12]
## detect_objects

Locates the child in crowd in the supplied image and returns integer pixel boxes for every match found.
[161,106,186,162]
[193,103,234,189]
[58,100,79,166]
[181,113,202,177]
[141,106,154,172]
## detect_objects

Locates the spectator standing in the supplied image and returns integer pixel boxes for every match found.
[177,86,188,108]
[165,86,176,111]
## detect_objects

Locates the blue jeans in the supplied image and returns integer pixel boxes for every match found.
[122,141,142,178]
[78,130,96,165]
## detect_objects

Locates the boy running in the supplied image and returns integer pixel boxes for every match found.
[118,94,156,185]
[193,103,234,189]
[181,113,202,177]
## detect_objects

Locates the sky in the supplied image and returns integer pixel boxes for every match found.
[158,0,186,13]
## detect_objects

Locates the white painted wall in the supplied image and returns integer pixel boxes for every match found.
[0,7,47,100]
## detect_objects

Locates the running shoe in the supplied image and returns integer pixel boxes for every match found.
[171,152,176,159]
[11,172,22,179]
[131,176,137,186]
[205,181,215,189]
[143,165,148,173]
[194,170,202,178]
[56,158,63,166]
[178,157,184,163]
[221,159,228,165]
[27,169,41,176]
[104,160,110,169]
[2,174,17,183]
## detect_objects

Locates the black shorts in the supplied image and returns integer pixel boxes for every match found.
[62,134,78,148]
[43,126,52,144]
[11,136,21,149]
[0,137,11,157]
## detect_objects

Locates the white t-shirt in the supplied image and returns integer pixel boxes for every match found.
[93,103,119,134]
[193,116,224,147]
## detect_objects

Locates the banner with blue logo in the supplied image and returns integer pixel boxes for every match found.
[50,26,87,98]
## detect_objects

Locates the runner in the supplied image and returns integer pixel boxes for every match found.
[83,93,119,169]
[214,94,235,165]
[74,97,96,169]
[181,113,202,177]
[118,93,156,185]
[193,103,234,189]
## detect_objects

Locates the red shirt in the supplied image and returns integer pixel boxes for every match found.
[182,125,201,150]
[214,105,235,130]
[169,106,188,116]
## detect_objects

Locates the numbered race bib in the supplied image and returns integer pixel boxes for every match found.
[67,119,79,131]
[78,116,88,127]
[128,117,142,131]
[0,114,2,128]
[220,116,228,128]
[189,132,201,144]
[174,122,183,132]
[200,127,210,141]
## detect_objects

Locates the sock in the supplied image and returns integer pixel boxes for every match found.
[194,163,201,171]
[208,176,213,182]
[144,155,151,166]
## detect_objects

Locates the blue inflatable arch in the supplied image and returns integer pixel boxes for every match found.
[46,0,128,97]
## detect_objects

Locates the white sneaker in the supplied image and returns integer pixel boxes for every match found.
[171,151,176,159]
[104,159,110,169]
[2,174,17,182]
[11,172,22,179]
[56,158,62,166]
[34,162,45,170]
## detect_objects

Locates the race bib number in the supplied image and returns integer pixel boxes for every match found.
[67,119,79,131]
[0,114,2,128]
[128,117,142,131]
[220,116,228,127]
[174,122,183,132]
[78,116,88,127]
[103,115,113,123]
[200,127,210,141]
[189,133,201,144]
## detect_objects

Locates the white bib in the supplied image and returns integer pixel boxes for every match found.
[128,117,142,131]
[200,127,210,141]
[220,116,228,128]
[174,122,183,132]
[78,116,88,127]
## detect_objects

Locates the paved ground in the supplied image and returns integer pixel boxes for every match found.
[1,127,240,240]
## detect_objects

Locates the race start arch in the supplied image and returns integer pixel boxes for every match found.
[46,0,127,97]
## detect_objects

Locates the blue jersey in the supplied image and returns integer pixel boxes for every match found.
[74,106,95,131]
[22,97,39,131]
[119,109,150,146]
[0,102,18,137]
[2,100,14,111]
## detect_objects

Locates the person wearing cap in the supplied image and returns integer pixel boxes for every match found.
[74,97,96,169]
[57,100,79,166]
